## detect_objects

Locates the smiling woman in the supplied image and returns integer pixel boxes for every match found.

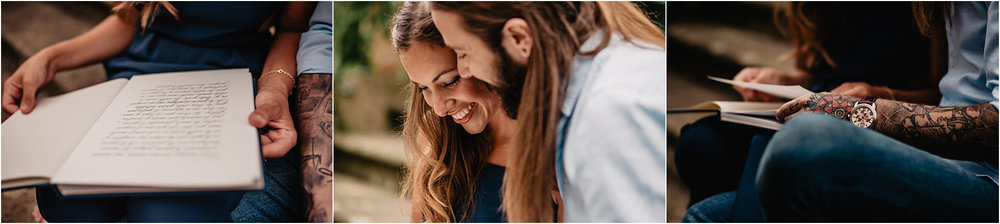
[391,1,520,222]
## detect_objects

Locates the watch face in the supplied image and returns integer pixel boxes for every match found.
[851,105,875,128]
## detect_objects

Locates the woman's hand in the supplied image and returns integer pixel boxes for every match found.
[249,89,297,158]
[830,82,894,100]
[3,50,57,114]
[732,67,798,102]
[776,92,860,122]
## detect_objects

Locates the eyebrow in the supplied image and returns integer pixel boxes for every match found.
[411,67,458,85]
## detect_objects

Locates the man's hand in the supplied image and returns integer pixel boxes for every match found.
[776,92,860,122]
[249,89,297,158]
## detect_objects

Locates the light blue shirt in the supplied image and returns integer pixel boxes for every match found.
[555,30,666,222]
[939,1,999,109]
[296,2,332,75]
[938,2,1000,185]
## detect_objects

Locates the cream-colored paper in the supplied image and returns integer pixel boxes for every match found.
[708,76,814,99]
[2,79,128,189]
[51,69,261,188]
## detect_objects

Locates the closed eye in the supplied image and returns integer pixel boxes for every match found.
[443,75,460,87]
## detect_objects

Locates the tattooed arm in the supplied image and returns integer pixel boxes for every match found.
[777,92,999,160]
[874,100,998,160]
[294,73,333,222]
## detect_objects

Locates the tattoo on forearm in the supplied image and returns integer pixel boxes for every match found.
[875,100,999,160]
[294,73,333,222]
[802,93,856,120]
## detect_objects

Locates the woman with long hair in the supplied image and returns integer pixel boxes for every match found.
[390,2,532,222]
[4,2,313,221]
[429,2,667,222]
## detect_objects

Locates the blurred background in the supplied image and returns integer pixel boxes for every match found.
[665,2,793,222]
[1,2,112,222]
[332,2,663,222]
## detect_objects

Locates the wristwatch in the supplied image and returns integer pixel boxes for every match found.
[850,96,878,128]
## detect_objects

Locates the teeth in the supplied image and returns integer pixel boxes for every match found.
[453,104,473,120]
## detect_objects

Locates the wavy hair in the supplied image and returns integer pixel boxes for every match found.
[391,2,492,222]
[429,2,664,222]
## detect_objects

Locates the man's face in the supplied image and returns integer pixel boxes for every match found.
[431,9,527,118]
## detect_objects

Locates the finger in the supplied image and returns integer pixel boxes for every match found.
[19,79,39,114]
[2,81,23,113]
[248,102,281,128]
[776,99,801,122]
[261,129,296,158]
[260,134,273,145]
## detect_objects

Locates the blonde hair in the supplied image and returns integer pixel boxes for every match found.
[392,2,493,222]
[430,2,665,222]
[112,1,180,29]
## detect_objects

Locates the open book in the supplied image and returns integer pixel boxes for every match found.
[667,77,814,131]
[1,68,263,196]
[669,101,785,131]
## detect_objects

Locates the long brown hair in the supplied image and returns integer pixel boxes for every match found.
[430,2,664,222]
[392,2,492,222]
[112,1,180,29]
[911,2,951,38]
[774,2,839,71]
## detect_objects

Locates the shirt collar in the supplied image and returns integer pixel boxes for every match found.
[562,29,613,117]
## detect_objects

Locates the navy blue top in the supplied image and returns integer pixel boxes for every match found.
[454,163,506,222]
[807,3,932,92]
[104,2,280,80]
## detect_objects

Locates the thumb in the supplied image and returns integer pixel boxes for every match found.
[249,101,280,128]
[19,81,39,114]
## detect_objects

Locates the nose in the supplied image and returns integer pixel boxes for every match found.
[457,58,473,79]
[428,91,455,117]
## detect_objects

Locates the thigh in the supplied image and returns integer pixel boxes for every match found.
[35,186,127,222]
[231,147,306,222]
[759,114,999,221]
[125,191,245,222]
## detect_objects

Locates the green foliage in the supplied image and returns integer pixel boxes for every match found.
[333,2,400,132]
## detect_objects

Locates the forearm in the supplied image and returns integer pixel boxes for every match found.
[874,100,999,160]
[294,74,332,222]
[46,15,136,72]
[258,31,300,96]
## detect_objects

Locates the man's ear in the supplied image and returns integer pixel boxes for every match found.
[501,18,532,65]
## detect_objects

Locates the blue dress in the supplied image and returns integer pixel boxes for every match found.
[454,163,506,222]
[103,2,280,80]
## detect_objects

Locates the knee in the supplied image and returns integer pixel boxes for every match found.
[755,114,869,213]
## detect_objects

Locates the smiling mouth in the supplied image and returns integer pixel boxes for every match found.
[452,102,475,124]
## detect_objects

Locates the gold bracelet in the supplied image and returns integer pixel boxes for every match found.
[258,68,295,86]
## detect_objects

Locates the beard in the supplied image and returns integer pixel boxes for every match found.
[488,50,527,120]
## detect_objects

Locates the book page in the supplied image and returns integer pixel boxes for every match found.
[2,79,128,189]
[708,76,813,99]
[51,69,261,188]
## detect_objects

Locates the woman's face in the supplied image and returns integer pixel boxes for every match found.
[400,42,503,134]
[430,9,503,87]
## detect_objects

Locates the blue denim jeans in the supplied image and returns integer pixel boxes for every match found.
[755,114,998,221]
[231,147,305,222]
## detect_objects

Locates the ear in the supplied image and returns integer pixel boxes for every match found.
[500,18,532,65]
